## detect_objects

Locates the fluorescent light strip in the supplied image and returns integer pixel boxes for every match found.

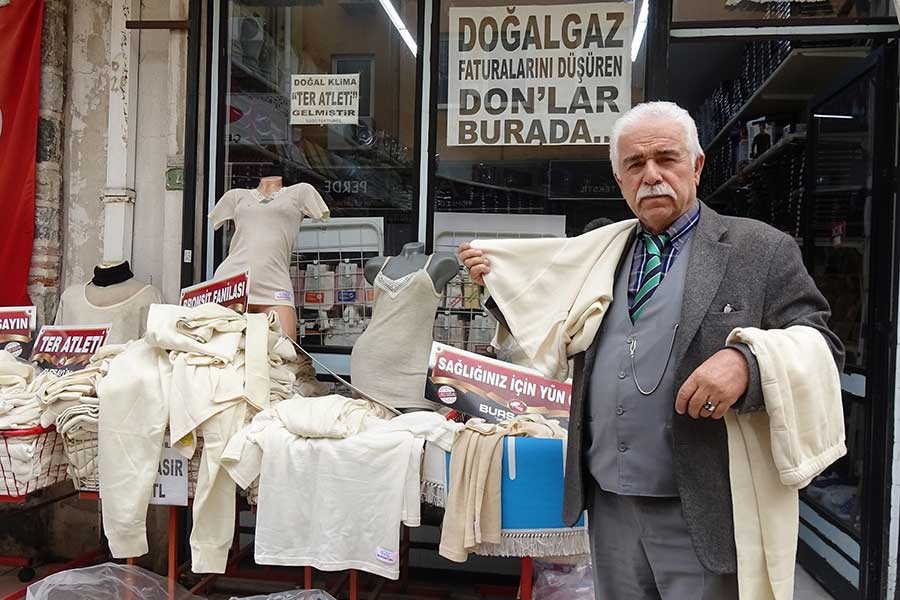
[631,0,649,62]
[379,0,417,55]
[814,113,854,120]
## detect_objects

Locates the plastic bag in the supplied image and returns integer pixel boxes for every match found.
[26,563,202,600]
[231,592,336,600]
[532,558,594,600]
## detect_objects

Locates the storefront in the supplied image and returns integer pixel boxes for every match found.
[180,0,900,597]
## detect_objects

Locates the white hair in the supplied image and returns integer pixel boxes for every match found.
[609,101,704,175]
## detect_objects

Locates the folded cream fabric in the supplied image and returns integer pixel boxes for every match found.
[724,326,844,600]
[363,411,463,452]
[0,350,36,388]
[145,303,244,362]
[472,220,635,380]
[274,394,384,439]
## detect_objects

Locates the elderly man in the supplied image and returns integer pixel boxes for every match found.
[458,101,843,599]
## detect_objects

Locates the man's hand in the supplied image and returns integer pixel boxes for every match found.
[675,348,749,419]
[457,243,491,286]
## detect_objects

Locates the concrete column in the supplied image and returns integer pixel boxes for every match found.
[101,0,141,263]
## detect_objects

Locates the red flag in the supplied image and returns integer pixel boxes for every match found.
[0,0,44,306]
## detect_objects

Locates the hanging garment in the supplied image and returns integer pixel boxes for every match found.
[472,219,635,381]
[221,397,439,579]
[351,256,443,410]
[723,326,844,600]
[98,304,279,573]
[210,183,330,307]
[302,264,336,310]
[438,415,567,563]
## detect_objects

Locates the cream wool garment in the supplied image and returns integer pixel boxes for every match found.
[471,219,636,381]
[221,395,429,579]
[439,415,569,563]
[98,304,275,573]
[724,326,845,600]
[0,350,49,429]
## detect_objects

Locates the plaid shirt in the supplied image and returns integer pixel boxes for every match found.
[627,203,701,306]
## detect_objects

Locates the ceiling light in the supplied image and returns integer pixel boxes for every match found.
[631,0,649,62]
[379,0,417,55]
[813,113,853,120]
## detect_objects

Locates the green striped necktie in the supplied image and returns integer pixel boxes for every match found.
[630,232,670,322]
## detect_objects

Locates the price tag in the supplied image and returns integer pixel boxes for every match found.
[149,447,188,506]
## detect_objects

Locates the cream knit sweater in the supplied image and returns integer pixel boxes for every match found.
[724,326,845,600]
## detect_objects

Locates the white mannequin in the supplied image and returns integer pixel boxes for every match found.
[55,260,163,344]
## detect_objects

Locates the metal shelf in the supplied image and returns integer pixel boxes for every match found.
[705,133,807,203]
[704,47,869,154]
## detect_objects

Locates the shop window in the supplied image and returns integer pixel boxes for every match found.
[432,0,646,353]
[220,0,420,350]
[673,0,895,23]
[674,34,887,553]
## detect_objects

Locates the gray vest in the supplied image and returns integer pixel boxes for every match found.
[586,236,692,497]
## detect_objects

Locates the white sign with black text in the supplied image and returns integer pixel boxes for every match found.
[149,448,188,507]
[291,74,361,125]
[448,3,632,146]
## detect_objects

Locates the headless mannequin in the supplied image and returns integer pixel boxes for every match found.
[248,176,297,337]
[56,260,163,343]
[85,261,147,305]
[364,243,459,290]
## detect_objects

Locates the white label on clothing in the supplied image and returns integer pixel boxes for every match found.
[274,290,293,302]
[375,547,397,565]
[149,448,189,506]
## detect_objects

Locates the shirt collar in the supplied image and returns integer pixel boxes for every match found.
[636,202,701,244]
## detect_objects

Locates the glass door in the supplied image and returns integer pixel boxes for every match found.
[798,45,897,600]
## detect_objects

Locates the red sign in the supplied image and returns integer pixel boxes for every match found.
[31,325,110,376]
[426,342,572,427]
[0,306,36,359]
[179,271,249,313]
[0,0,44,306]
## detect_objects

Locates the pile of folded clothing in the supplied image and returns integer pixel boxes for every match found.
[0,350,47,430]
[38,345,125,488]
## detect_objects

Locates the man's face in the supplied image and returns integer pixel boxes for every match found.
[614,118,704,234]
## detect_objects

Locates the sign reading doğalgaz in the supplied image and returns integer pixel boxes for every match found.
[448,3,632,146]
[180,271,249,313]
[291,74,360,125]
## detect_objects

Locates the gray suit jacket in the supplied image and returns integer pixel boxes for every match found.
[489,204,844,573]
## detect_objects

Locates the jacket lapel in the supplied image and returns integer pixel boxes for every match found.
[672,203,731,370]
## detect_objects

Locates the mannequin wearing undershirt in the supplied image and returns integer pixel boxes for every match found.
[211,175,331,338]
[248,176,295,336]
[55,261,164,344]
[352,243,458,411]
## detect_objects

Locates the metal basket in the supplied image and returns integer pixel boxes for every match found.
[0,425,68,502]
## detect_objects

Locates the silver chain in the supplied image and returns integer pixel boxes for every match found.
[627,324,679,396]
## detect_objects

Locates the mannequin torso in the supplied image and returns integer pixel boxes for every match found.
[364,243,459,291]
[56,261,163,344]
[246,175,296,337]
